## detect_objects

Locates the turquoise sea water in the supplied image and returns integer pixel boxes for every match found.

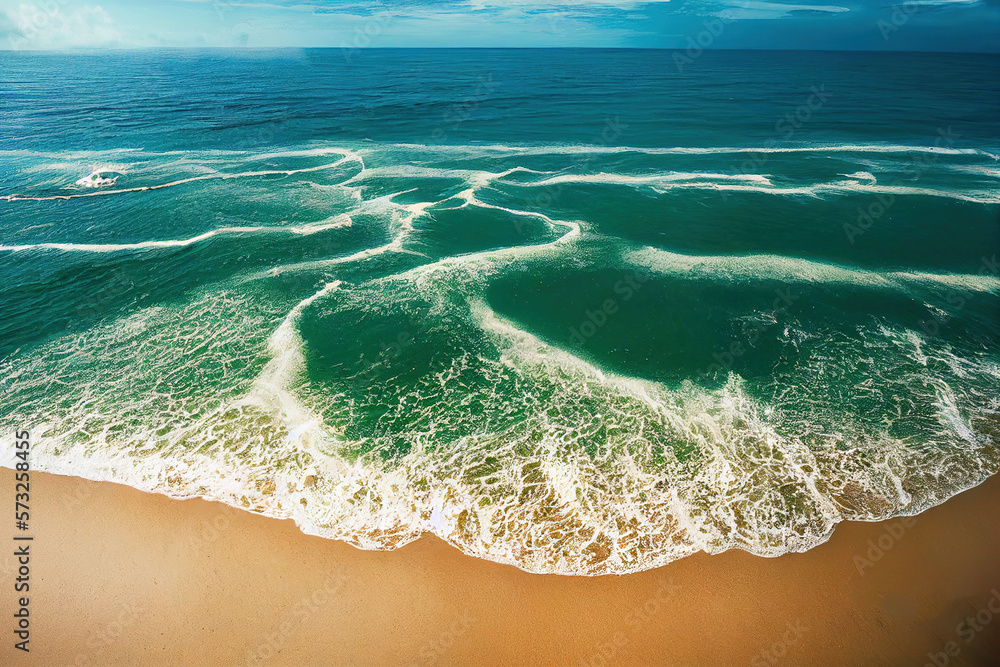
[1,49,998,574]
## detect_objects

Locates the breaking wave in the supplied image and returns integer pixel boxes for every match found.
[2,141,998,575]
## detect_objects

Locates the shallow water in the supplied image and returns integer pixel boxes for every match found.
[1,49,998,574]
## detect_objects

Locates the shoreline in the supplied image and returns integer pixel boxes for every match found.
[2,468,1000,665]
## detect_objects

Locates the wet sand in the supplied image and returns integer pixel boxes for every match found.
[1,468,999,666]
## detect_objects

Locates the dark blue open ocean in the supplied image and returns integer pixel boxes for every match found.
[1,49,998,574]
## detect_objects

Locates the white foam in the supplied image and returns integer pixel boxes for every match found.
[3,139,998,577]
[388,142,1000,159]
[946,164,1000,178]
[480,168,996,203]
[510,171,775,188]
[840,171,876,183]
[2,152,362,203]
[237,281,342,439]
[628,246,1000,294]
[3,267,996,575]
[0,216,354,253]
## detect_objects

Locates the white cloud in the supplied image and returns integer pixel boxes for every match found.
[712,0,849,19]
[466,0,671,6]
[4,3,122,49]
[900,0,981,5]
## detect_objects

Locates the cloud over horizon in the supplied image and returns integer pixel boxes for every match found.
[0,0,997,51]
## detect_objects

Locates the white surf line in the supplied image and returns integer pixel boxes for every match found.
[505,172,774,187]
[826,181,996,203]
[421,166,583,242]
[0,146,359,161]
[389,142,1000,160]
[260,237,430,279]
[463,298,838,551]
[0,152,363,203]
[655,180,1000,203]
[306,186,587,288]
[253,243,400,279]
[245,189,433,278]
[223,280,347,460]
[254,172,568,280]
[384,203,584,292]
[0,216,353,253]
[466,191,581,241]
[945,164,1000,178]
[627,246,1000,294]
[839,171,877,184]
[499,172,999,203]
[338,164,551,189]
[250,280,342,404]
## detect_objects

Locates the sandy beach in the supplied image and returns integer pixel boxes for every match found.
[0,468,997,666]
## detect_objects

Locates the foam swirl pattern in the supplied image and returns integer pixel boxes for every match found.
[2,138,998,574]
[2,50,998,574]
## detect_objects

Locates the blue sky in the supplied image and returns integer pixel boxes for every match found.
[1,0,998,51]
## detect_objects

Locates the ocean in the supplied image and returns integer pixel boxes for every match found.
[1,48,998,575]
